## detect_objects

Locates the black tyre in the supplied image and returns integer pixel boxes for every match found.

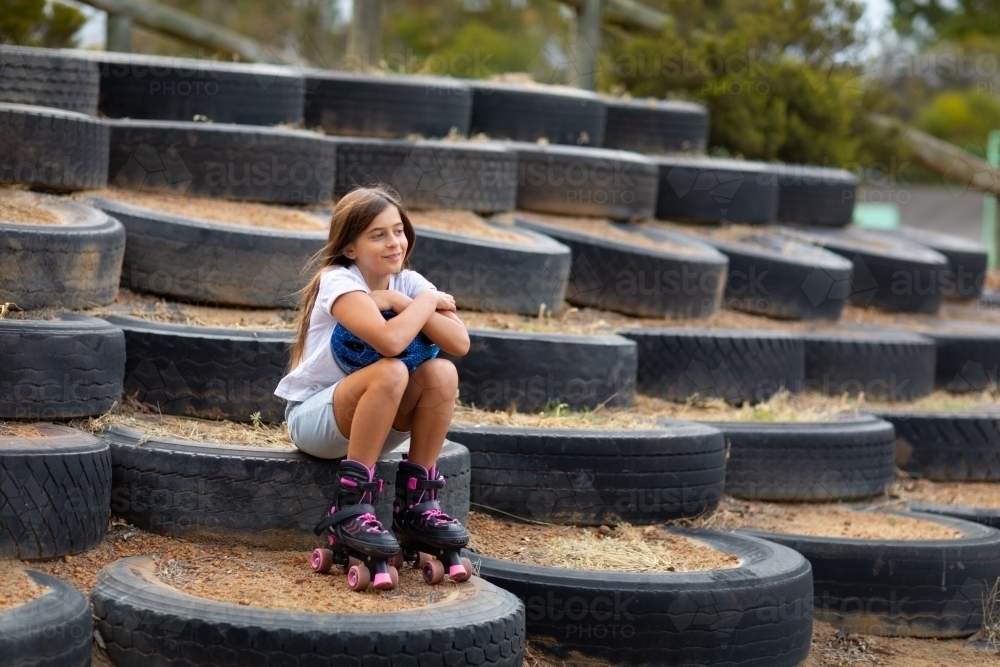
[469,530,813,667]
[704,416,896,501]
[89,196,325,307]
[872,409,1000,481]
[0,314,125,419]
[0,195,125,309]
[93,555,524,667]
[106,426,470,546]
[800,327,936,400]
[78,50,304,125]
[893,226,988,301]
[981,288,1000,308]
[685,229,855,320]
[104,315,289,423]
[776,226,949,313]
[600,96,709,154]
[0,569,92,667]
[0,44,99,115]
[892,320,1000,392]
[449,422,725,525]
[620,328,804,405]
[446,329,637,412]
[0,423,111,559]
[739,510,1000,637]
[332,136,517,212]
[107,119,337,204]
[906,502,1000,530]
[304,69,472,138]
[468,80,606,146]
[409,222,570,315]
[775,164,857,227]
[515,215,728,318]
[507,141,659,220]
[652,156,778,224]
[0,102,108,190]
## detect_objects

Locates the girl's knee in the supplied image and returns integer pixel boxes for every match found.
[371,358,409,393]
[421,358,458,387]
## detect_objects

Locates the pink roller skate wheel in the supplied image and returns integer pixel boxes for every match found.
[373,571,394,590]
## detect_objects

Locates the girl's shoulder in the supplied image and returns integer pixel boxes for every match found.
[394,268,435,295]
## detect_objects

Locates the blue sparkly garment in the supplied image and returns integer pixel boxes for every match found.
[331,310,440,375]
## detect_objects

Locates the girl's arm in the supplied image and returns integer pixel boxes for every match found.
[372,290,470,356]
[333,289,444,357]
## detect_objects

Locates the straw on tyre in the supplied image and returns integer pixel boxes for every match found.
[409,222,570,315]
[469,530,813,667]
[776,226,950,313]
[507,141,659,220]
[0,569,92,666]
[515,215,727,318]
[332,136,517,212]
[107,119,337,204]
[106,426,470,546]
[800,327,936,400]
[0,44,100,114]
[620,328,804,405]
[89,196,325,307]
[704,416,896,501]
[468,80,606,146]
[446,329,637,412]
[652,156,778,224]
[645,227,854,320]
[0,195,124,310]
[739,511,1000,638]
[0,102,108,190]
[0,314,125,420]
[449,422,725,525]
[92,555,525,667]
[76,50,305,125]
[873,409,1000,481]
[304,69,472,138]
[600,96,709,154]
[104,315,291,423]
[775,164,857,227]
[0,424,111,559]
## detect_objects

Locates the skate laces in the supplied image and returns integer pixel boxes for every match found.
[421,507,459,526]
[356,512,388,534]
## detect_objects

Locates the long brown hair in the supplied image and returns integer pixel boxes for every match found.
[289,184,416,369]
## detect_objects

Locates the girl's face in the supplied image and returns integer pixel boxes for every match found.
[341,205,408,276]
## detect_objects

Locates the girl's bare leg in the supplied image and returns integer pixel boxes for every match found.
[392,358,459,469]
[332,358,409,468]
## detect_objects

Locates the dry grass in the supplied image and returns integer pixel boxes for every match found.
[409,209,534,245]
[73,401,294,449]
[818,630,890,666]
[0,422,45,437]
[979,578,1000,651]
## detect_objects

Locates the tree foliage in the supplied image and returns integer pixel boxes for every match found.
[0,0,87,48]
[889,0,1000,41]
[598,0,904,168]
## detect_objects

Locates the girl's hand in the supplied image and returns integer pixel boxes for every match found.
[433,291,456,312]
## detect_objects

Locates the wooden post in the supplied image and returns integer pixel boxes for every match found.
[106,13,132,52]
[985,130,1000,269]
[572,0,601,90]
[75,0,291,63]
[561,0,669,32]
[346,0,382,72]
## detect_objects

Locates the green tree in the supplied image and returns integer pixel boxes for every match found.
[889,0,1000,41]
[915,89,1000,155]
[0,0,87,48]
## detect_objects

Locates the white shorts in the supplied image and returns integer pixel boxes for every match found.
[284,381,411,460]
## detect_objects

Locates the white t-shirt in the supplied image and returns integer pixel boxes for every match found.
[274,263,436,403]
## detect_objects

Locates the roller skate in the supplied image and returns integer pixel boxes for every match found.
[390,457,473,585]
[310,459,401,592]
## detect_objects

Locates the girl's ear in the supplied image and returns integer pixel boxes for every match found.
[341,241,356,260]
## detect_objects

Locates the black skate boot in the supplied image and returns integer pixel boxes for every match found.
[310,459,400,591]
[391,457,472,584]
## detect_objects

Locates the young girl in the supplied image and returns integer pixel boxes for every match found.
[274,184,471,590]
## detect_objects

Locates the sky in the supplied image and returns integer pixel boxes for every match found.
[72,0,897,53]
